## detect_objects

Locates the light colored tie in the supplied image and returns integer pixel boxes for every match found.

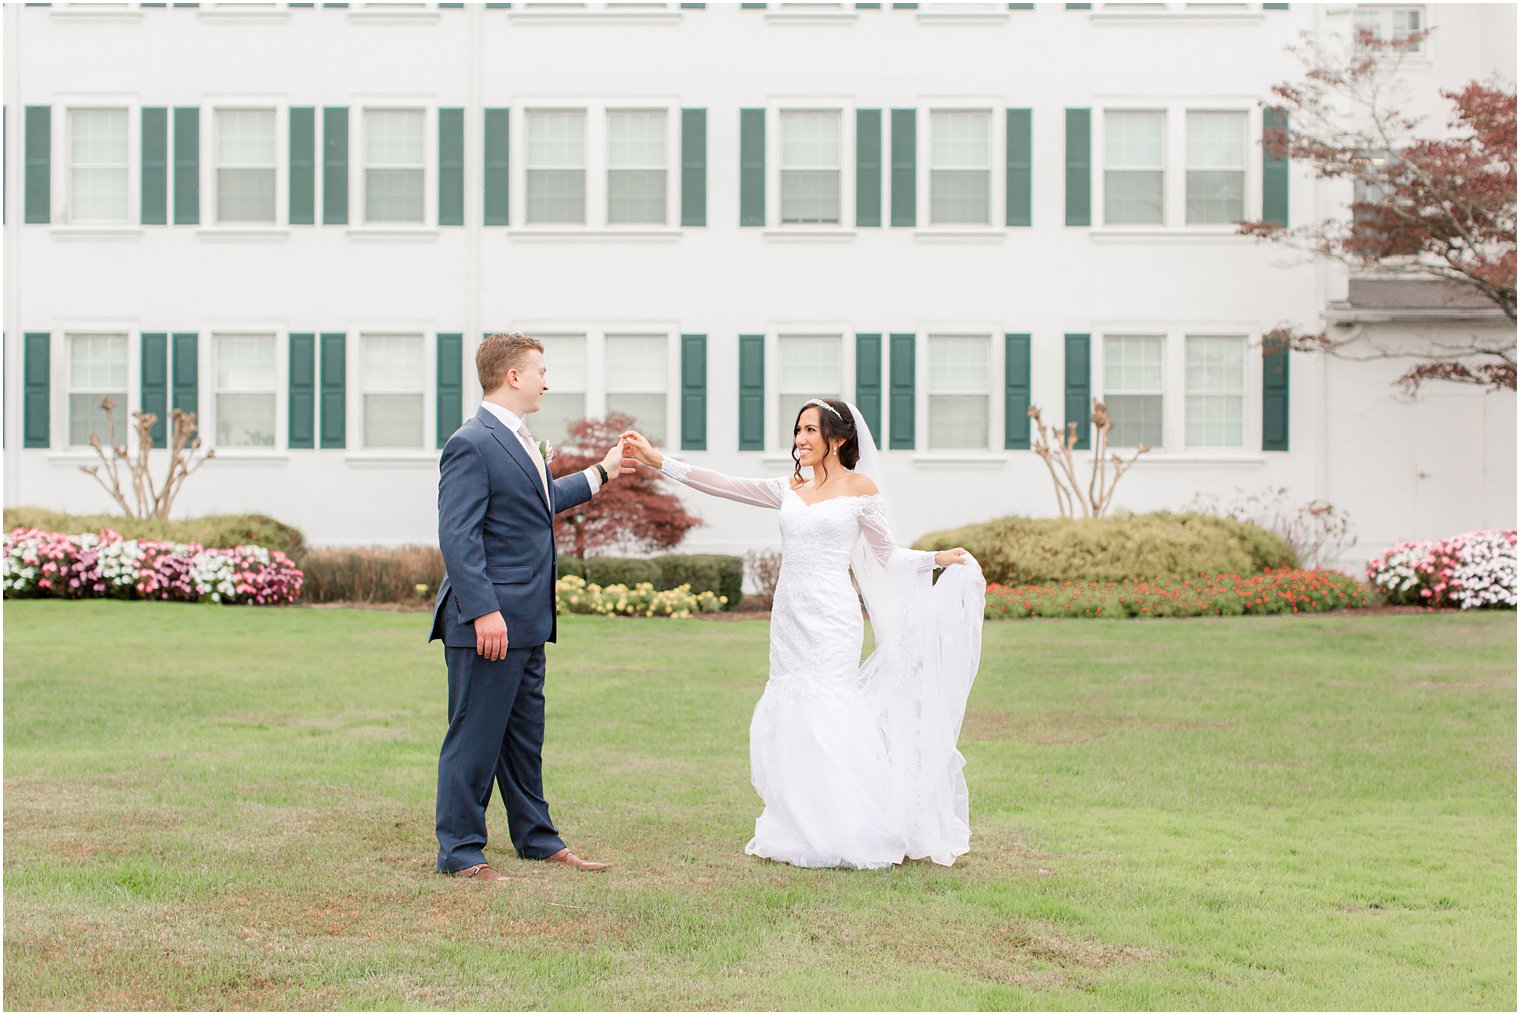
[516,422,550,500]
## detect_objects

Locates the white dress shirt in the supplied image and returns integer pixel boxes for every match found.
[478,400,602,498]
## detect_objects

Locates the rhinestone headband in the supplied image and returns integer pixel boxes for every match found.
[803,398,843,419]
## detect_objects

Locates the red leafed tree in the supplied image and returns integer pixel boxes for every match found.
[1239,28,1516,393]
[549,413,702,557]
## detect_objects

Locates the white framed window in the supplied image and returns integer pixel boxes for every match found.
[363,109,425,224]
[927,334,991,450]
[1104,110,1165,226]
[526,109,587,225]
[777,335,842,450]
[534,332,587,445]
[67,333,129,447]
[68,108,129,223]
[929,110,991,226]
[1185,110,1246,225]
[213,333,277,448]
[215,108,277,224]
[1185,335,1245,449]
[361,333,425,448]
[605,333,668,444]
[1354,5,1424,51]
[1102,335,1165,448]
[607,109,667,225]
[780,110,842,225]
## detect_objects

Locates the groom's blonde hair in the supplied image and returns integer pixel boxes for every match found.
[477,332,544,393]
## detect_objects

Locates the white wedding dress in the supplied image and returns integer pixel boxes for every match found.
[660,405,986,869]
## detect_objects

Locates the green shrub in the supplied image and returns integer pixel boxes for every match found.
[300,545,444,604]
[984,569,1369,619]
[651,553,745,611]
[583,556,662,588]
[3,508,306,558]
[913,511,1298,586]
[556,556,587,581]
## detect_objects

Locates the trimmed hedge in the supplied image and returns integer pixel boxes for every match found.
[913,512,1298,587]
[569,554,744,611]
[984,569,1369,619]
[300,545,444,605]
[2,508,306,560]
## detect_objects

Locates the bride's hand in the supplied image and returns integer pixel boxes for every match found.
[619,430,662,469]
[934,547,969,567]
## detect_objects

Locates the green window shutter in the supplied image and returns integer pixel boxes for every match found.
[23,333,49,448]
[738,334,764,450]
[1004,333,1031,450]
[890,108,916,228]
[1065,108,1091,227]
[1262,337,1290,451]
[436,333,463,448]
[289,332,315,450]
[855,108,881,227]
[141,107,168,225]
[1006,108,1031,227]
[172,107,199,225]
[320,333,346,448]
[141,333,168,446]
[1262,107,1289,227]
[322,106,349,225]
[438,107,464,227]
[1064,333,1090,451]
[855,333,882,439]
[1065,3,1091,8]
[888,332,915,450]
[289,106,315,225]
[681,108,707,227]
[171,333,199,425]
[739,108,765,227]
[24,106,50,224]
[681,333,707,450]
[1263,3,1288,9]
[484,107,509,226]
[1009,3,1034,8]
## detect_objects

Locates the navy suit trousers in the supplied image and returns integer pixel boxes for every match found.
[435,644,565,871]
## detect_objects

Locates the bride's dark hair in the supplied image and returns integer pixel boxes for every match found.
[791,398,859,485]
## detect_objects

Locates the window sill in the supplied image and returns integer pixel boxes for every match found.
[49,226,144,242]
[199,8,291,24]
[509,9,681,24]
[763,11,857,24]
[345,452,439,468]
[50,8,142,22]
[346,227,440,242]
[913,229,1008,244]
[349,9,441,24]
[197,227,291,243]
[1090,10,1263,25]
[207,450,288,467]
[917,10,1009,24]
[1089,228,1251,244]
[46,451,101,465]
[911,453,1008,469]
[506,228,682,243]
[1128,452,1266,469]
[763,228,857,243]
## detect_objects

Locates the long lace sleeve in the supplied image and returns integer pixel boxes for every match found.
[859,497,939,571]
[660,457,785,509]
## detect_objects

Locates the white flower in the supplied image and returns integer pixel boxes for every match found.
[537,438,554,464]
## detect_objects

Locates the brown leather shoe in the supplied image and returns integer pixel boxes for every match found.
[544,847,608,872]
[446,862,512,883]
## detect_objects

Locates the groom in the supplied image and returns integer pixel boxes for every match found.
[430,331,631,882]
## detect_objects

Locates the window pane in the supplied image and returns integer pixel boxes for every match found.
[365,110,425,167]
[1104,170,1163,225]
[1106,394,1163,448]
[1186,111,1244,167]
[930,111,990,166]
[1186,394,1243,448]
[1104,335,1164,391]
[1105,111,1164,168]
[780,170,841,224]
[605,393,666,445]
[534,393,585,447]
[216,393,277,447]
[1353,7,1382,36]
[526,169,586,224]
[526,110,586,167]
[608,169,666,224]
[606,334,667,391]
[365,168,425,222]
[1185,335,1244,393]
[215,334,276,389]
[928,394,989,450]
[70,167,129,221]
[538,333,587,390]
[69,393,129,447]
[778,335,841,448]
[70,109,127,165]
[929,336,990,392]
[930,169,990,225]
[217,168,276,223]
[70,334,128,389]
[216,109,276,166]
[781,111,841,167]
[1185,170,1244,224]
[608,110,666,168]
[363,393,424,448]
[362,334,424,390]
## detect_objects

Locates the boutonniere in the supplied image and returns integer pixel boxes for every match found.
[537,438,555,465]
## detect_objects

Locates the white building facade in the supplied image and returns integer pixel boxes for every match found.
[4,1,1515,568]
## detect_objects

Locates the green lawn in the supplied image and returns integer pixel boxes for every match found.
[4,602,1515,1010]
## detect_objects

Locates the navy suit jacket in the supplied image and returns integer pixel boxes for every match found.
[429,406,594,649]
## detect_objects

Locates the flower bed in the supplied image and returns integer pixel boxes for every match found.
[1366,529,1517,610]
[984,569,1370,619]
[3,528,303,605]
[556,573,725,619]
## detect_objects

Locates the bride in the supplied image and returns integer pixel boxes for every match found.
[621,398,986,869]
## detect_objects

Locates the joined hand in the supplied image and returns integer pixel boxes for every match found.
[619,431,662,470]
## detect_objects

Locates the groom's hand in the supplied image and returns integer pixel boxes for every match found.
[600,443,636,481]
[474,611,508,660]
